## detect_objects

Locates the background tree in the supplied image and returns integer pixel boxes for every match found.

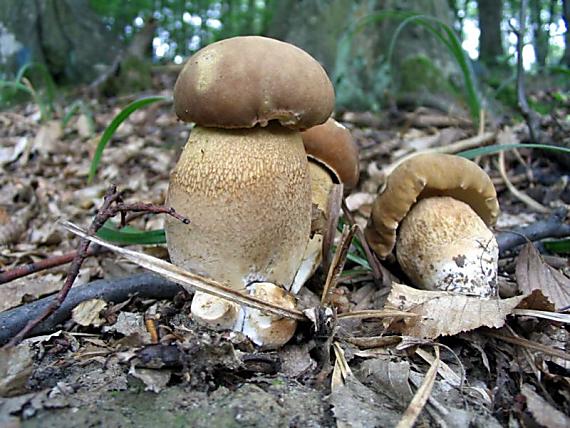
[478,0,504,66]
[563,0,570,66]
[0,0,118,83]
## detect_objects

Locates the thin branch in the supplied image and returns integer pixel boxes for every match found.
[496,207,570,254]
[5,185,189,348]
[0,273,182,345]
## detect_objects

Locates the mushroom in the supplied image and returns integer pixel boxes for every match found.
[166,36,335,348]
[290,118,360,290]
[364,153,500,297]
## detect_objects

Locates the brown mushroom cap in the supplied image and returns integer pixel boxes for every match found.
[301,118,360,189]
[364,153,500,258]
[174,36,335,130]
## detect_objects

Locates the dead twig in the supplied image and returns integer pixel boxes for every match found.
[62,220,307,321]
[496,207,570,254]
[0,273,182,345]
[484,329,570,361]
[496,150,549,213]
[4,185,188,348]
[321,224,358,305]
[341,199,386,287]
[378,131,496,179]
[512,0,543,143]
[0,246,107,285]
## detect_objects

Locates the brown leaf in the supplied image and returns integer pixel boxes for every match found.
[521,384,570,428]
[515,243,570,310]
[71,298,107,327]
[0,344,33,397]
[386,283,527,339]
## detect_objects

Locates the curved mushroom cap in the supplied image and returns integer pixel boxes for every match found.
[397,197,498,297]
[364,153,499,258]
[301,118,360,190]
[174,36,334,130]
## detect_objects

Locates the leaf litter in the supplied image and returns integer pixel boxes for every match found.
[1,81,569,426]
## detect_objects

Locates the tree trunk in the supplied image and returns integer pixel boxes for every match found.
[529,0,549,68]
[478,0,504,66]
[0,0,118,83]
[562,0,570,67]
[267,0,460,111]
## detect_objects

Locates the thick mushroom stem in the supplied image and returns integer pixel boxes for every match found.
[396,197,498,297]
[290,161,342,293]
[166,125,311,292]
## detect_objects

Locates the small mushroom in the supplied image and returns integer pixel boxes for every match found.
[166,36,334,348]
[290,118,360,291]
[364,153,500,297]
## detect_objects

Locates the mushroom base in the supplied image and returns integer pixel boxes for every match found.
[190,285,297,349]
[396,197,498,297]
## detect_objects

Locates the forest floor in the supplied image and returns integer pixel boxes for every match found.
[0,70,569,427]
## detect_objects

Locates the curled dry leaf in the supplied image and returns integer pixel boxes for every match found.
[0,344,33,397]
[521,384,570,428]
[385,283,546,339]
[71,298,107,327]
[515,242,570,310]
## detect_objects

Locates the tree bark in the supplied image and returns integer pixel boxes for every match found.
[267,0,461,111]
[529,0,549,68]
[562,0,570,66]
[478,0,504,66]
[0,0,118,83]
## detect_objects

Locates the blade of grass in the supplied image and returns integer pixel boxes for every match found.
[543,239,570,254]
[96,222,166,245]
[386,14,480,125]
[88,95,171,183]
[458,143,570,159]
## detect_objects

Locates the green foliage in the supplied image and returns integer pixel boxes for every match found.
[543,239,570,254]
[336,10,480,124]
[62,100,96,134]
[90,0,272,59]
[97,221,166,245]
[458,143,570,159]
[0,62,56,121]
[88,95,171,183]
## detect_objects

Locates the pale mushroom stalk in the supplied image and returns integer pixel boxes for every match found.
[166,36,335,348]
[291,118,360,292]
[365,154,500,297]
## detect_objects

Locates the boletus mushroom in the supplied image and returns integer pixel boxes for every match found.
[166,36,334,348]
[364,153,500,297]
[290,118,360,290]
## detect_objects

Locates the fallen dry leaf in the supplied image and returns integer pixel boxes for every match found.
[33,120,62,155]
[521,384,570,428]
[1,273,64,312]
[0,344,33,397]
[71,298,107,327]
[385,283,528,339]
[515,243,570,310]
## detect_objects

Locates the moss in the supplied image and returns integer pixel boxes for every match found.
[399,54,455,95]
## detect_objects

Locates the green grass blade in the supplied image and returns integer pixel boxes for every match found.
[345,252,371,270]
[88,95,171,183]
[0,80,34,96]
[96,223,166,245]
[543,239,570,254]
[458,143,570,159]
[386,14,480,125]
